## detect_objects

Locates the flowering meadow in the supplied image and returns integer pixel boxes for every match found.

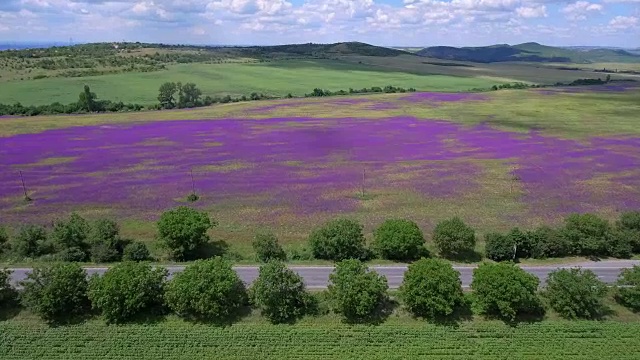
[1,87,639,246]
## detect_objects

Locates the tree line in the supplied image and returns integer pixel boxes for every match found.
[2,257,640,326]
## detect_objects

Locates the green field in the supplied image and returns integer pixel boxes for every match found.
[2,314,640,359]
[0,60,508,106]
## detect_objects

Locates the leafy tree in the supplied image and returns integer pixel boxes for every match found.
[0,226,8,254]
[20,262,89,322]
[618,211,640,232]
[484,232,515,262]
[252,231,286,263]
[471,262,542,321]
[77,85,97,112]
[309,218,367,261]
[528,226,571,259]
[432,217,476,258]
[399,258,464,318]
[122,241,151,261]
[165,257,248,321]
[157,206,216,260]
[328,259,389,322]
[373,219,425,261]
[606,229,633,259]
[0,268,18,307]
[158,82,178,109]
[563,213,610,257]
[88,262,167,323]
[51,213,90,257]
[615,266,640,312]
[251,261,310,324]
[545,268,608,319]
[88,219,123,263]
[177,82,202,108]
[13,224,48,258]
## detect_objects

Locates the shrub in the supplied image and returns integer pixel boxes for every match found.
[615,266,640,312]
[618,211,640,231]
[251,261,310,323]
[51,213,90,253]
[328,259,389,322]
[88,262,167,323]
[88,219,123,263]
[484,232,515,262]
[13,224,48,258]
[165,257,248,321]
[57,247,89,262]
[545,268,608,319]
[471,262,542,321]
[309,218,367,261]
[252,231,286,263]
[564,213,610,257]
[122,241,151,261]
[0,226,8,253]
[373,219,425,261]
[507,227,534,259]
[399,258,464,318]
[0,268,18,306]
[529,226,571,259]
[606,229,633,259]
[157,206,216,260]
[20,262,89,322]
[432,217,476,258]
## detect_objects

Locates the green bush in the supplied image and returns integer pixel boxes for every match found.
[165,257,248,321]
[432,217,476,258]
[20,262,89,322]
[88,262,167,323]
[57,247,89,262]
[399,258,464,318]
[0,226,8,254]
[51,213,91,254]
[88,219,123,263]
[563,213,610,257]
[157,206,216,260]
[373,219,425,261]
[484,232,515,262]
[528,226,571,259]
[0,268,18,306]
[545,268,608,319]
[122,241,151,261]
[606,229,633,259]
[309,218,367,261]
[328,259,388,322]
[618,211,640,231]
[471,262,542,321]
[252,231,286,263]
[13,224,48,258]
[615,266,640,312]
[251,261,310,324]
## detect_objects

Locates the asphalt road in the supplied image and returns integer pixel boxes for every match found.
[8,260,640,289]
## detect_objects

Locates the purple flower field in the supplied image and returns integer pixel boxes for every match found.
[1,108,639,227]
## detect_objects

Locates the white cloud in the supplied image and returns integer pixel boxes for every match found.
[608,15,638,28]
[562,1,603,21]
[516,5,547,18]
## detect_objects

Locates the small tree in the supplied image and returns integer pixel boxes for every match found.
[158,82,177,109]
[177,82,202,108]
[122,241,151,261]
[432,217,476,258]
[89,219,123,263]
[373,219,425,261]
[157,206,216,260]
[545,268,608,319]
[251,261,310,324]
[606,229,633,259]
[399,258,464,318]
[0,226,8,254]
[20,262,89,322]
[309,218,367,261]
[0,268,18,307]
[88,262,167,323]
[618,211,640,231]
[77,85,97,112]
[252,231,286,263]
[529,226,571,259]
[165,257,248,321]
[484,232,515,262]
[616,266,640,312]
[13,224,48,258]
[471,262,542,321]
[328,259,388,322]
[51,213,90,258]
[563,213,610,257]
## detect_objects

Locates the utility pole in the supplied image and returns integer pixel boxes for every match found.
[19,170,31,201]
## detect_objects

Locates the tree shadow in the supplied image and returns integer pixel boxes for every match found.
[446,250,483,264]
[0,305,21,321]
[46,312,94,327]
[188,240,229,260]
[430,301,474,328]
[342,297,398,326]
[180,305,252,327]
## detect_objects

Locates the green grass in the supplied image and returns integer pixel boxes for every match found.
[0,60,502,106]
[2,309,640,359]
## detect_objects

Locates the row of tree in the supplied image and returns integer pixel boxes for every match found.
[2,258,640,325]
[305,85,417,97]
[487,76,615,92]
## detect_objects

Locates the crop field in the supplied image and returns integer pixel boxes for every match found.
[0,60,507,106]
[2,315,640,359]
[1,85,639,257]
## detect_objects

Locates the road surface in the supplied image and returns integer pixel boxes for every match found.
[7,260,639,289]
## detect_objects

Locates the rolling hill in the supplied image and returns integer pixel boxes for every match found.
[416,42,640,63]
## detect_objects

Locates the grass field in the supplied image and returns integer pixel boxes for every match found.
[0,60,508,106]
[2,311,640,359]
[0,86,639,262]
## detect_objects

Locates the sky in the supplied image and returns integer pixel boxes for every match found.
[0,0,638,47]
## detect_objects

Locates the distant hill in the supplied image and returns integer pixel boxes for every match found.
[416,42,640,63]
[240,42,408,57]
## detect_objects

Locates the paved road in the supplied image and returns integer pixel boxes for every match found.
[8,260,640,289]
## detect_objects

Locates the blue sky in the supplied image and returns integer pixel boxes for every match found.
[0,0,638,47]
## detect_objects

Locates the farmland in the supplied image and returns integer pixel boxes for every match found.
[1,85,639,259]
[2,314,640,359]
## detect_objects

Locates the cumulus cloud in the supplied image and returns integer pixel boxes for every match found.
[516,5,547,18]
[608,15,638,28]
[562,1,603,21]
